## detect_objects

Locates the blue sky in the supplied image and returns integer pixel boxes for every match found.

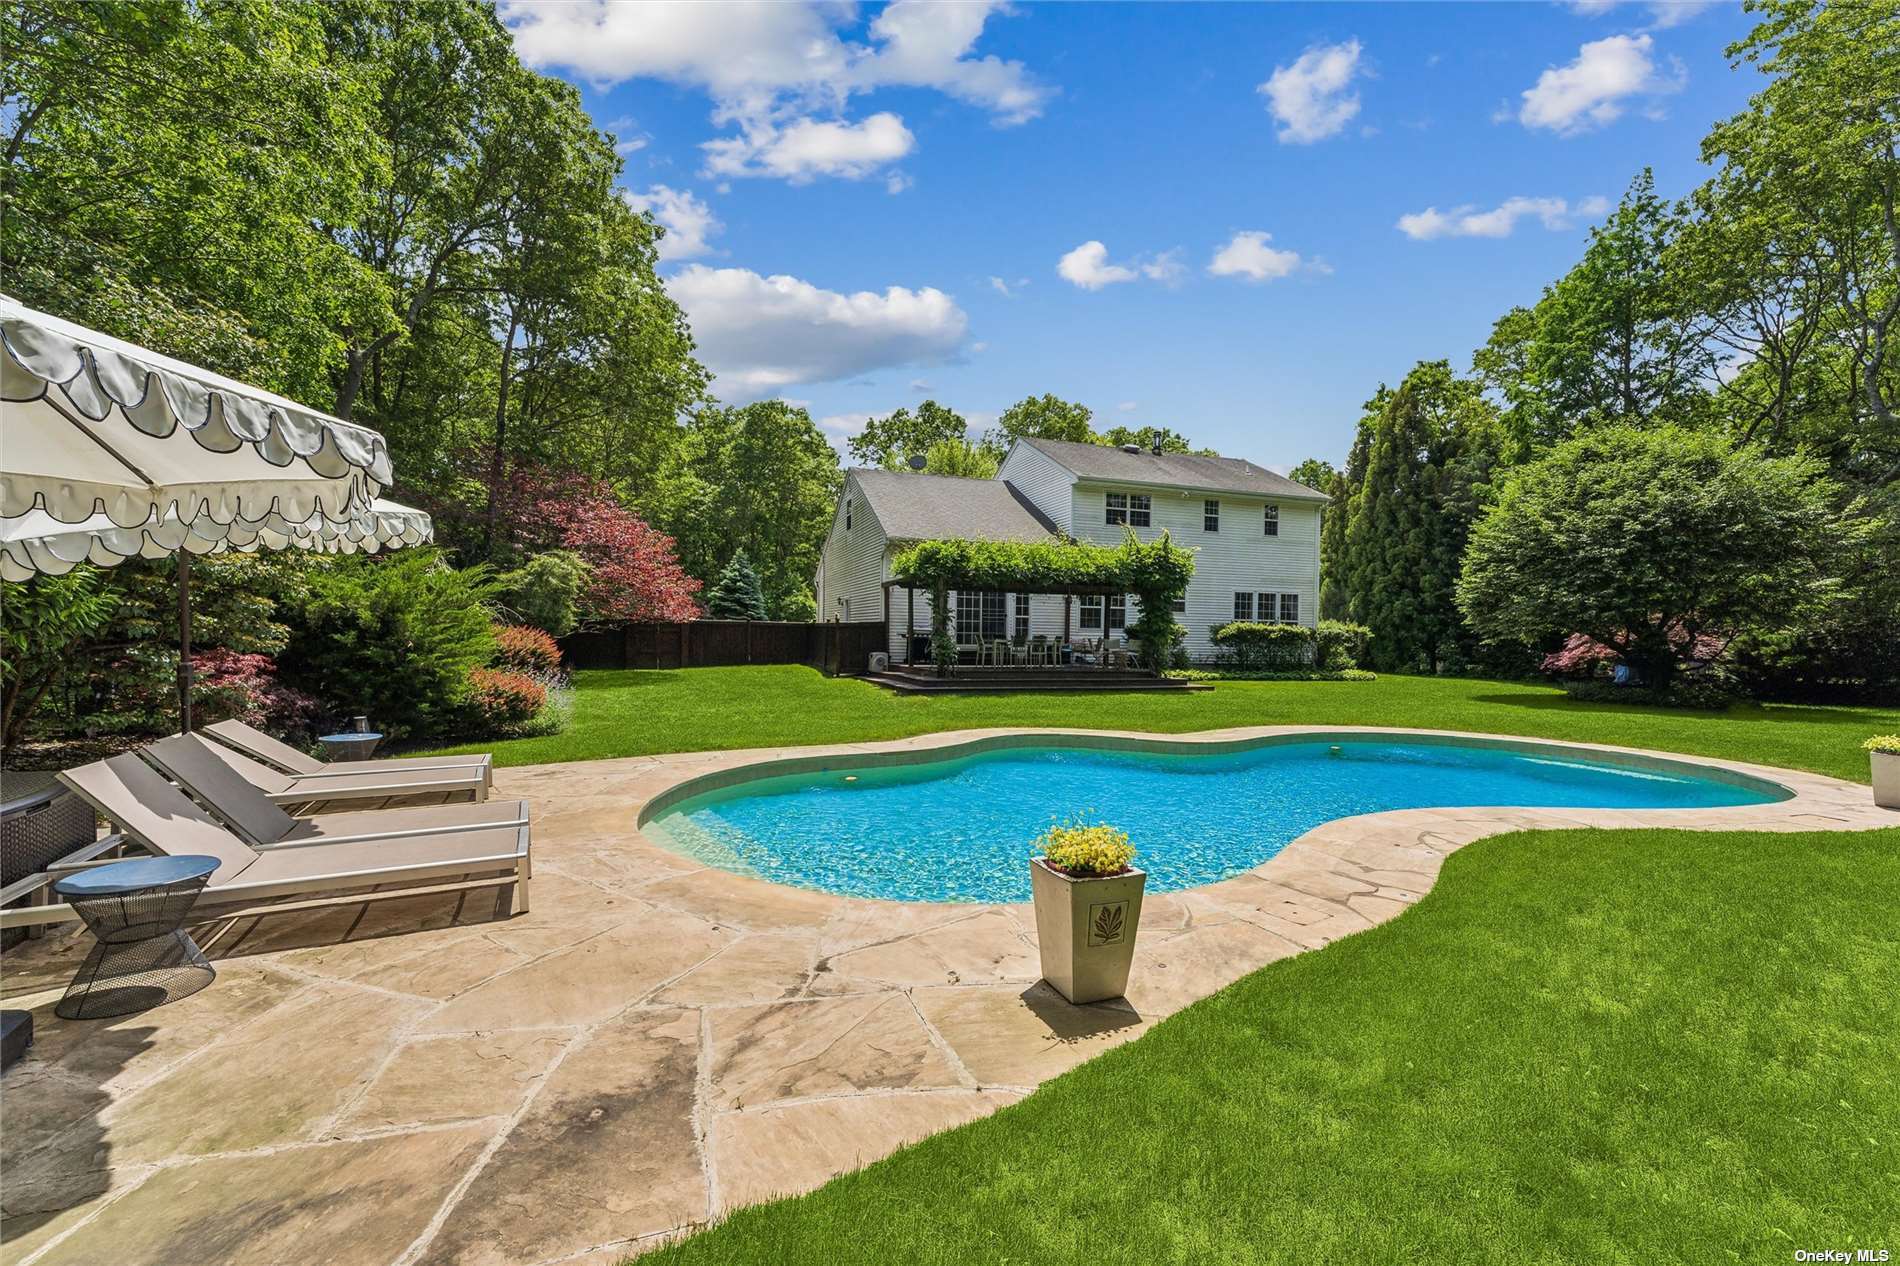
[500,1,1759,469]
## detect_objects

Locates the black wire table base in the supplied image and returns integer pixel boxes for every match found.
[55,927,215,1021]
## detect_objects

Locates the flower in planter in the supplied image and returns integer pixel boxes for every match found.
[1035,818,1135,878]
[1863,735,1900,755]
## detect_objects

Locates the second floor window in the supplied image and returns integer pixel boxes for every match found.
[845,499,852,530]
[1105,492,1151,527]
[1263,504,1279,536]
[1203,499,1219,532]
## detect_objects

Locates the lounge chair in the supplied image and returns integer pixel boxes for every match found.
[37,755,529,922]
[143,734,526,852]
[180,731,488,808]
[202,718,492,798]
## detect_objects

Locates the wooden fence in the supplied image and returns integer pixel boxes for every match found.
[559,620,887,675]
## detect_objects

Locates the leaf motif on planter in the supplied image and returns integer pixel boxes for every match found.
[1092,903,1125,945]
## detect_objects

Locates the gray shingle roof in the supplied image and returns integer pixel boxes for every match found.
[849,469,1059,544]
[1019,437,1327,500]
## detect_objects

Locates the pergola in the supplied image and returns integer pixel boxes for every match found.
[879,577,1130,664]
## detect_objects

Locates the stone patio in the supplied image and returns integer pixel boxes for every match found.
[2,726,1891,1265]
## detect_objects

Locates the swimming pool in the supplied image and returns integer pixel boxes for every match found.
[641,736,1786,904]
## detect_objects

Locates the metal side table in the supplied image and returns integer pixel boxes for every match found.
[52,855,219,1020]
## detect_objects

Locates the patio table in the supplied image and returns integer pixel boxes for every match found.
[52,854,219,1020]
[317,731,384,761]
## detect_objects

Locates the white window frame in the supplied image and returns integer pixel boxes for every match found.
[1079,594,1104,629]
[1263,504,1279,536]
[1107,595,1127,630]
[1127,493,1151,527]
[1279,592,1300,624]
[1014,592,1030,640]
[1105,492,1128,526]
[845,498,852,530]
[1233,591,1254,621]
[1203,499,1219,532]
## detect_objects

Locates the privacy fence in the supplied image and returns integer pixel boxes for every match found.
[559,620,887,675]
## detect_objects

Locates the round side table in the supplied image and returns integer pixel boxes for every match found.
[52,855,219,1020]
[317,732,384,762]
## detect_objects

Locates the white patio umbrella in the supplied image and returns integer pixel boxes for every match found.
[1,295,422,729]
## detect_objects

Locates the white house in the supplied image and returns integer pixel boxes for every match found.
[814,436,1328,664]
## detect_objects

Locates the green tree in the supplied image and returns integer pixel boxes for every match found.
[2,0,388,401]
[1342,363,1505,672]
[704,550,767,621]
[1520,171,1707,440]
[1287,458,1338,495]
[918,438,1000,479]
[1097,424,1198,454]
[990,394,1094,448]
[848,400,970,468]
[0,566,120,748]
[1457,425,1848,688]
[655,401,842,618]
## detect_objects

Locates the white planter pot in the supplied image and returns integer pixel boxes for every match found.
[1030,860,1145,1005]
[1873,750,1900,810]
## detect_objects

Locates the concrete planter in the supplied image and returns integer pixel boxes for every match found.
[1872,750,1900,810]
[1030,860,1145,1004]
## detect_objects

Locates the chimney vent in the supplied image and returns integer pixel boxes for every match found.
[1151,443,1163,455]
[1119,443,1141,454]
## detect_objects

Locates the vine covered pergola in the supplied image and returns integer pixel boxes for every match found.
[885,534,1195,674]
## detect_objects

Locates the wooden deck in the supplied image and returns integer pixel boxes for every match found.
[862,664,1208,693]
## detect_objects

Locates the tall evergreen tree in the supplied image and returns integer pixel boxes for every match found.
[1342,363,1504,672]
[705,550,767,621]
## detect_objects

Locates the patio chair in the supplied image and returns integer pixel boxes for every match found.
[143,734,527,852]
[33,754,530,924]
[202,719,492,798]
[179,733,487,808]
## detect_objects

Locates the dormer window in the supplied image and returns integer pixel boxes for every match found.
[1263,504,1279,536]
[1106,492,1151,527]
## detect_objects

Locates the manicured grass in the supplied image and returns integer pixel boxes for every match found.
[428,666,1898,783]
[645,826,1900,1264]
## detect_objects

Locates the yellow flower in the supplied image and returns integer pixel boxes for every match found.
[1035,818,1134,877]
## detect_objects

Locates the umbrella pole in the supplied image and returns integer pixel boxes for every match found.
[176,550,193,732]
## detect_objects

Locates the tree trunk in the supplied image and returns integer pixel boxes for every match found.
[481,309,521,558]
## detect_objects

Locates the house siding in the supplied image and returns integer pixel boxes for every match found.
[814,473,891,626]
[996,442,1076,535]
[1068,480,1321,660]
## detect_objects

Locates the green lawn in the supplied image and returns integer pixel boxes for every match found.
[428,666,1898,783]
[645,826,1900,1265]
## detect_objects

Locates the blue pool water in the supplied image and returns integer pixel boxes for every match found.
[645,739,1782,904]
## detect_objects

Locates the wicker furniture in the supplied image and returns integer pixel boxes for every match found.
[53,854,219,1020]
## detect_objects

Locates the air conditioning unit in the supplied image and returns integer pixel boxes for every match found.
[868,651,890,673]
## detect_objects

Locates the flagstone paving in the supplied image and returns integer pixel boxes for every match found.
[2,726,1891,1265]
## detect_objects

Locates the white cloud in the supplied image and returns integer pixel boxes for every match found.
[703,112,915,183]
[1057,241,1183,290]
[1259,40,1363,144]
[668,265,969,400]
[1116,401,1138,413]
[1396,195,1608,240]
[1517,34,1684,135]
[1564,1,1717,27]
[1207,230,1312,282]
[620,185,722,261]
[987,275,1029,297]
[500,1,1048,184]
[1140,249,1186,286]
[1058,241,1137,289]
[909,378,931,391]
[884,170,913,195]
